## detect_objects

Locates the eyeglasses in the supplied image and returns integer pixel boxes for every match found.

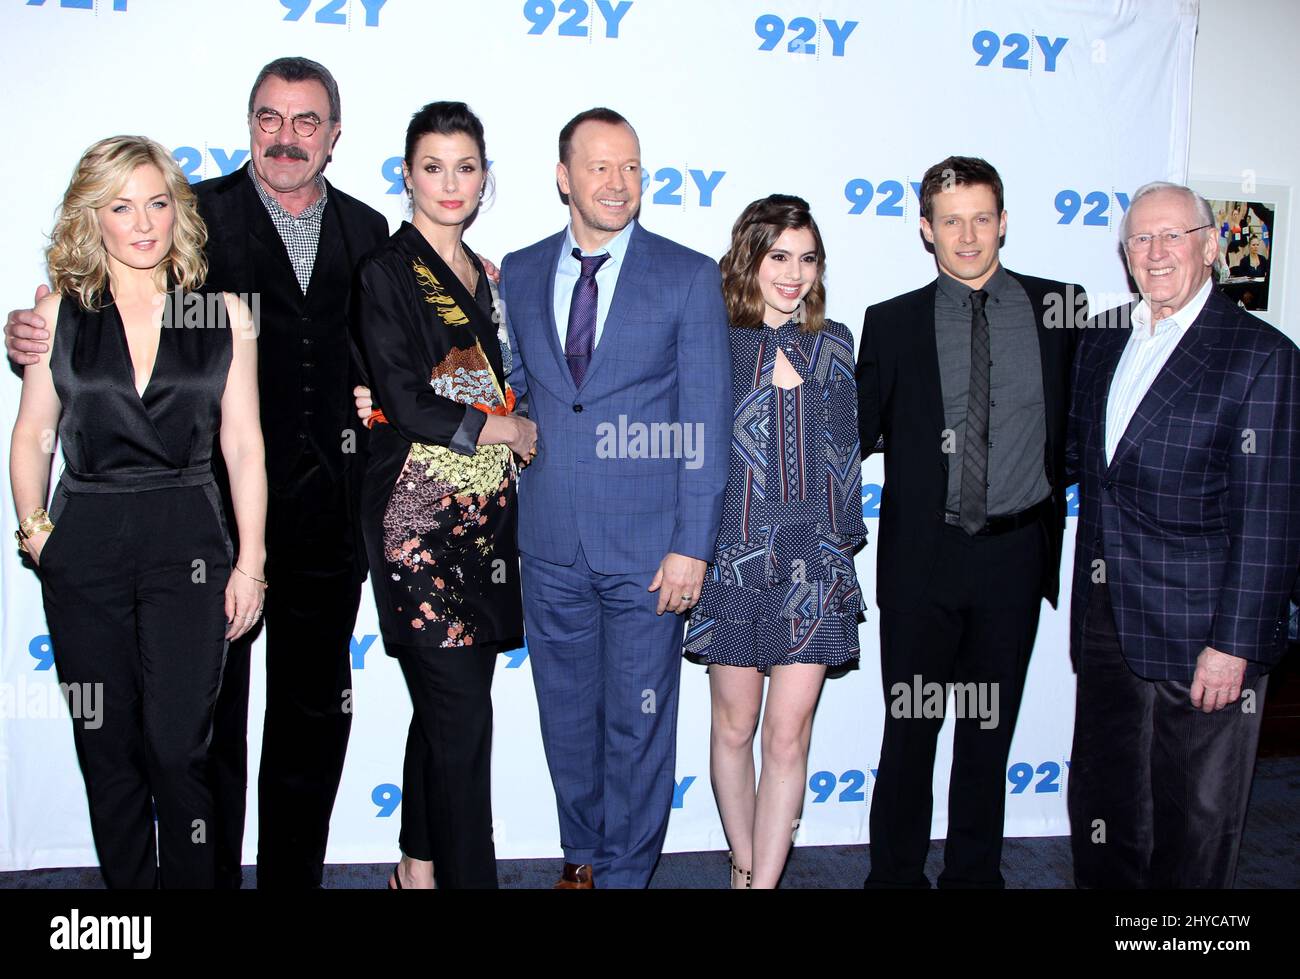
[1124,224,1213,251]
[254,110,327,138]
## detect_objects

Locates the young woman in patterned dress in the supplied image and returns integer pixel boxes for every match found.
[355,102,536,889]
[684,195,866,888]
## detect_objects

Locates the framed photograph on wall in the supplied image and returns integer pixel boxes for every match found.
[1189,177,1290,330]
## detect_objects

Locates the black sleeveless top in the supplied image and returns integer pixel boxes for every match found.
[50,286,233,495]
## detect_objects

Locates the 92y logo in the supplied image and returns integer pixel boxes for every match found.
[524,0,632,38]
[1008,760,1068,794]
[173,146,250,184]
[755,14,857,57]
[280,0,388,27]
[26,0,127,10]
[1055,189,1130,226]
[845,179,921,217]
[973,30,1068,72]
[640,167,725,208]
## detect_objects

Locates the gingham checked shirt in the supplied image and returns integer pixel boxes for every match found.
[249,164,328,293]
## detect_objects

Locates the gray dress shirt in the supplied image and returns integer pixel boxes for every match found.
[934,266,1051,517]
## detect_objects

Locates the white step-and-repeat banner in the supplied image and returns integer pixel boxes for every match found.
[0,0,1196,871]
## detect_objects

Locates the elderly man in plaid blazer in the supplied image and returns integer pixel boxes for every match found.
[1066,181,1300,888]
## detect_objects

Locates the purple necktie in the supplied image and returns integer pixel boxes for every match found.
[565,248,610,387]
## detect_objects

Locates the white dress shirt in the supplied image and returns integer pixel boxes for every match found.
[1104,277,1213,464]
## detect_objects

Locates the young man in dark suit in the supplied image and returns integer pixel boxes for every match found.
[854,156,1084,888]
[1067,182,1300,888]
[5,57,389,888]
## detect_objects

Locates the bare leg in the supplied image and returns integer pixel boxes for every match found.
[392,854,436,889]
[752,663,826,888]
[709,665,764,886]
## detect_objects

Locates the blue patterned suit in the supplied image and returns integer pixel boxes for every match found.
[500,221,731,886]
[1066,285,1300,887]
[1068,287,1300,680]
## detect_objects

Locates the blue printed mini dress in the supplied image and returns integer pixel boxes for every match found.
[684,317,867,677]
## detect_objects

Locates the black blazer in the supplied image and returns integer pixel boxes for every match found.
[195,163,389,577]
[855,269,1084,610]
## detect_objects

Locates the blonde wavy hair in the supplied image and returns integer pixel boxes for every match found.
[47,136,208,309]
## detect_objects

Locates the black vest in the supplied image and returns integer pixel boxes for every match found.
[197,167,379,488]
[194,165,388,577]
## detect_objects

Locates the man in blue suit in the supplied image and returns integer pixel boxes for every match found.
[1067,181,1300,888]
[499,108,731,888]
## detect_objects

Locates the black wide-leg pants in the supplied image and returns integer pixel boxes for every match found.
[40,484,231,889]
[391,642,499,889]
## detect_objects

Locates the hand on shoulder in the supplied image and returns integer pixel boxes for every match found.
[221,292,256,340]
[18,290,64,367]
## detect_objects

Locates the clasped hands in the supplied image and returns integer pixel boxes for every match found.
[351,385,536,463]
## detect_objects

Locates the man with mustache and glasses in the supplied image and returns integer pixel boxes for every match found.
[1066,181,1300,888]
[6,57,389,889]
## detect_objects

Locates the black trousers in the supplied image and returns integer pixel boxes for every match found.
[41,485,230,889]
[210,457,360,889]
[392,642,499,889]
[867,519,1046,889]
[1068,584,1268,888]
[210,628,252,889]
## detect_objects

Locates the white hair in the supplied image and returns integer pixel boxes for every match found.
[1121,181,1216,239]
[1122,180,1219,271]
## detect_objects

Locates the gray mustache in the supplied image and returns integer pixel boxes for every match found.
[264,145,310,161]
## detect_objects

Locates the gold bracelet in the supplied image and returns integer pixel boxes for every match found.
[16,507,54,550]
[19,507,54,539]
[234,565,268,586]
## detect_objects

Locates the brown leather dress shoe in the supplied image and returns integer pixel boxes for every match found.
[553,863,594,889]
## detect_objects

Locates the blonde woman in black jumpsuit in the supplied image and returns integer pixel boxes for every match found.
[10,136,267,888]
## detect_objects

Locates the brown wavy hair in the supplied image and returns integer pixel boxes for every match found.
[47,136,208,309]
[720,194,826,332]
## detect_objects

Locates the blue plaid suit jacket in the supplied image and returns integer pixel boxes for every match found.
[499,223,732,574]
[1067,287,1300,681]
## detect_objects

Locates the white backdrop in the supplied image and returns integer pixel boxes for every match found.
[0,0,1196,872]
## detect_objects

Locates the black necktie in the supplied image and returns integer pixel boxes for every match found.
[565,248,609,386]
[959,289,990,534]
